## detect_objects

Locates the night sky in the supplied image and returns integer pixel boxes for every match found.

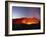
[12,6,40,19]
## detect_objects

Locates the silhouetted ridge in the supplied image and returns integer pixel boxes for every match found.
[12,17,40,25]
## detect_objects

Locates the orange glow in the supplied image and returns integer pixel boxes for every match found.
[22,17,39,24]
[13,17,40,24]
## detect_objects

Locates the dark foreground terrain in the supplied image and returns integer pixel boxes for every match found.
[12,23,40,30]
[12,18,40,30]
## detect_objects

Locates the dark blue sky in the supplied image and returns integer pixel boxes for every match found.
[12,6,40,19]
